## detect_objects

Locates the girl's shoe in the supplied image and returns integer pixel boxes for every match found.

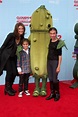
[46,92,55,100]
[54,93,60,101]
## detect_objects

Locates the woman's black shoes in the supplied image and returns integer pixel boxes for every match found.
[11,88,17,93]
[4,89,15,96]
[4,82,15,96]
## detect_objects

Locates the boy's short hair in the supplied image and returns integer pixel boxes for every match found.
[49,27,58,34]
[22,38,30,45]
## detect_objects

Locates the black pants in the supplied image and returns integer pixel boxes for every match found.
[5,56,17,83]
[47,60,58,83]
[19,73,30,92]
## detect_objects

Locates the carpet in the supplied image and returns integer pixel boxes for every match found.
[0,81,78,117]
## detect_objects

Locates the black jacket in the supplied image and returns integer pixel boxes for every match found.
[0,33,17,76]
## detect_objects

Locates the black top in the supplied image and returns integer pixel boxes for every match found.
[0,33,17,75]
[47,39,62,60]
[0,33,24,76]
[0,33,17,57]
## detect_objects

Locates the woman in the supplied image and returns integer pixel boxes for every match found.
[0,22,25,96]
[46,27,62,101]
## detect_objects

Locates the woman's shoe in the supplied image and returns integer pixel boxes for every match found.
[11,88,17,93]
[4,82,15,96]
[4,89,15,96]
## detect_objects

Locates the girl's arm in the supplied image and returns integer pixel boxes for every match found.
[56,55,62,73]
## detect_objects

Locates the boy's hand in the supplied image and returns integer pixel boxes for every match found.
[18,72,23,75]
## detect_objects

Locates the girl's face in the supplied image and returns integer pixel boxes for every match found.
[18,26,24,35]
[49,30,57,40]
[22,41,29,50]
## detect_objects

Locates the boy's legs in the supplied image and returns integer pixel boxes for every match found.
[19,74,24,92]
[18,74,24,97]
[24,73,30,95]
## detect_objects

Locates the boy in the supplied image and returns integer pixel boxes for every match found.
[17,39,31,97]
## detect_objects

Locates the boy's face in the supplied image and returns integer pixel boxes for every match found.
[22,41,29,50]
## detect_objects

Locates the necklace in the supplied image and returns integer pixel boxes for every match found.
[16,38,20,44]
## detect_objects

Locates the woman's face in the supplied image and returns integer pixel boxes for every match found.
[18,25,24,35]
[49,29,57,40]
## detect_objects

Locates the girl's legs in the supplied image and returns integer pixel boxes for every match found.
[51,60,60,101]
[54,80,60,101]
[46,60,56,100]
[46,60,60,101]
[46,80,55,100]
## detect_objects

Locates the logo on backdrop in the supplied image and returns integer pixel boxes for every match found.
[0,0,2,3]
[16,16,31,26]
[49,0,60,4]
[74,0,78,10]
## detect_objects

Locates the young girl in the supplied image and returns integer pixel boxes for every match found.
[17,39,31,97]
[46,27,62,101]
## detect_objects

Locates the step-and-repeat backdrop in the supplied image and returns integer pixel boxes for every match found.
[0,0,78,84]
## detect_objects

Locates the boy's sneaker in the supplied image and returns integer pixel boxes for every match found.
[18,91,23,97]
[24,90,30,96]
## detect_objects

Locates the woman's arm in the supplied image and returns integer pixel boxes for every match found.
[0,33,14,51]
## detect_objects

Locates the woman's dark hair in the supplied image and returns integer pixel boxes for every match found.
[49,27,58,34]
[14,22,25,38]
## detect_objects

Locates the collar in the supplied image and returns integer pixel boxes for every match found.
[23,49,29,54]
